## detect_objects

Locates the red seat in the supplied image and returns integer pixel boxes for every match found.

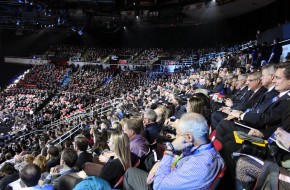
[209,129,216,141]
[114,175,124,189]
[209,129,222,152]
[133,159,141,168]
[210,166,226,190]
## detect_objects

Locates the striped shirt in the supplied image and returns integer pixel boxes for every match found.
[153,143,224,190]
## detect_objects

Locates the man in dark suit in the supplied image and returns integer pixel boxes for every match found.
[171,95,183,118]
[233,71,267,111]
[212,77,224,93]
[46,146,60,172]
[143,109,160,144]
[215,63,290,142]
[42,148,78,190]
[221,93,290,187]
[211,71,267,129]
[211,74,249,112]
[73,134,93,171]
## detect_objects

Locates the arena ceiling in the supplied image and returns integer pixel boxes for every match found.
[0,0,275,32]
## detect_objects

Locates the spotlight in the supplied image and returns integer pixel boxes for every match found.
[78,30,83,36]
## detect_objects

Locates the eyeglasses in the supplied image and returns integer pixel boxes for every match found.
[175,133,187,138]
[248,78,260,82]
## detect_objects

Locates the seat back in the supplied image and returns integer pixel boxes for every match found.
[133,158,141,168]
[113,159,140,189]
[114,176,124,189]
[209,129,216,141]
[209,129,222,152]
[210,167,226,190]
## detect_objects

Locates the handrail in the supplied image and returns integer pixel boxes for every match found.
[41,96,109,131]
[15,130,44,140]
[52,98,121,145]
[52,124,81,145]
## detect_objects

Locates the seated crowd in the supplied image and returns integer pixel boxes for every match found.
[0,42,289,190]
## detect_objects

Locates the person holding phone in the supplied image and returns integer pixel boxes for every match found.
[123,113,224,190]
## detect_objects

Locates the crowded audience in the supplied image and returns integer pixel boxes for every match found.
[0,37,289,190]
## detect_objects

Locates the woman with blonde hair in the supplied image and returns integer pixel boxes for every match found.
[98,130,131,187]
[33,155,47,173]
[111,121,122,131]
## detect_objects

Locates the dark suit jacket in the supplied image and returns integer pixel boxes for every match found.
[253,88,279,113]
[258,93,290,138]
[175,104,187,119]
[74,151,93,171]
[46,157,60,172]
[232,88,253,108]
[174,105,181,117]
[212,82,224,93]
[205,84,213,91]
[211,87,249,112]
[233,87,267,111]
[243,92,289,130]
[281,97,290,132]
[145,122,160,144]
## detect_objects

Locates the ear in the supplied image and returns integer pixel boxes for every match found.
[130,130,135,136]
[185,133,193,143]
[270,74,275,81]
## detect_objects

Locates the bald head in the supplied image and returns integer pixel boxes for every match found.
[178,113,208,145]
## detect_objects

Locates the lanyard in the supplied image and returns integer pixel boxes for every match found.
[170,143,213,169]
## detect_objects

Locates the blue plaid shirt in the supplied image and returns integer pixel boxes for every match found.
[153,143,224,190]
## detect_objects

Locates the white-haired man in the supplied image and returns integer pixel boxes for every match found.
[123,113,224,190]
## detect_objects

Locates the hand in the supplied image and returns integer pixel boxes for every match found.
[99,153,110,163]
[146,161,161,185]
[219,107,231,115]
[218,106,230,111]
[224,98,233,107]
[228,110,243,119]
[248,129,264,138]
[224,115,236,120]
[50,167,60,175]
[171,136,192,151]
[275,128,290,149]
